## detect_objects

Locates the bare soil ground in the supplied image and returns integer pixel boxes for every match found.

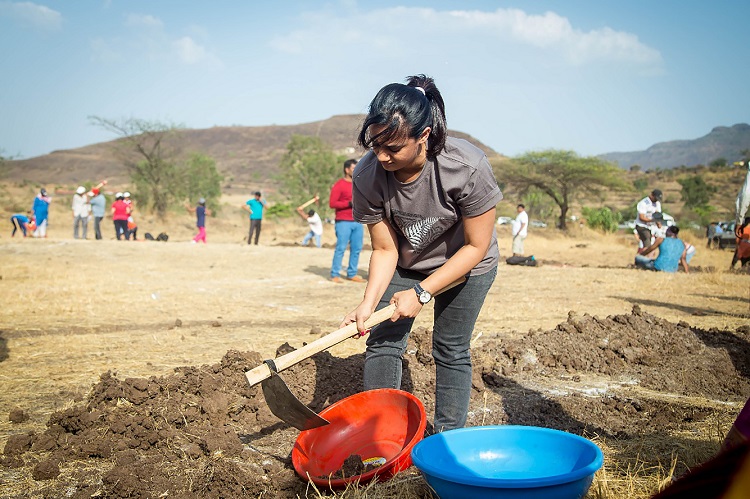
[1,210,749,498]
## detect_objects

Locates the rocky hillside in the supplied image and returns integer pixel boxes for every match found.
[600,123,750,169]
[3,115,499,188]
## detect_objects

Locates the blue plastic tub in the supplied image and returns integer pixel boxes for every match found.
[411,425,603,499]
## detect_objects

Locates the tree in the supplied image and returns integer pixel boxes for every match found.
[677,175,716,208]
[183,153,223,208]
[493,149,629,230]
[90,116,185,218]
[276,135,344,215]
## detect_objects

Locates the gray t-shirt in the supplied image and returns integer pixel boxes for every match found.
[89,194,106,218]
[353,136,503,276]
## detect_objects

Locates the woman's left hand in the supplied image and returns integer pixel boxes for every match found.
[389,288,423,321]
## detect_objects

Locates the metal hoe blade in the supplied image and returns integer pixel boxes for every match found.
[261,370,329,431]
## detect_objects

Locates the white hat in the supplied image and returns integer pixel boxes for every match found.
[115,192,123,198]
[76,186,86,194]
[124,192,131,198]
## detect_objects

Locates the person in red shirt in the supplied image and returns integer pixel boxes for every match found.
[731,217,750,269]
[329,159,365,283]
[111,192,132,240]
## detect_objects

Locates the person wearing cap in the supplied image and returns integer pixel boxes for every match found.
[111,192,131,240]
[635,225,688,273]
[186,198,211,243]
[32,188,51,238]
[243,191,266,245]
[634,189,663,250]
[72,186,91,239]
[89,188,106,240]
[122,192,137,239]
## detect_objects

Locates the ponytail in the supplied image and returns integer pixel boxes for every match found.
[358,74,448,158]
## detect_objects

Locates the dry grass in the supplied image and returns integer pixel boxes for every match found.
[1,187,748,498]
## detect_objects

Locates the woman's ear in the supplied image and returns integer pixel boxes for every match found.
[419,127,431,144]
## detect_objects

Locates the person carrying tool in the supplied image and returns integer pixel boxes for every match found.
[296,195,323,248]
[340,74,503,432]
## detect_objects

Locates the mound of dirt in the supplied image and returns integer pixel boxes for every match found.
[3,307,749,498]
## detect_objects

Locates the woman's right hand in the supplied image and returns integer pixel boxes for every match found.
[340,302,375,336]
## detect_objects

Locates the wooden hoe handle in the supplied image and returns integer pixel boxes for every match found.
[244,277,466,387]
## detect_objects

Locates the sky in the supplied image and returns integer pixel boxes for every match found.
[1,0,749,160]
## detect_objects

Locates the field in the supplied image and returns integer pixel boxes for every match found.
[1,206,749,498]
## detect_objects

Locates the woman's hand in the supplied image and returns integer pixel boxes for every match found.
[339,302,376,336]
[389,288,422,321]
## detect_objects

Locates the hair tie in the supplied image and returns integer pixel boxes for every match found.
[415,86,426,95]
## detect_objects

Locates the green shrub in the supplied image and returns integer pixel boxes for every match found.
[583,206,622,233]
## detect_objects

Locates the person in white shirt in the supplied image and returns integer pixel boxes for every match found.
[71,186,90,239]
[635,189,662,249]
[512,204,529,256]
[296,196,323,248]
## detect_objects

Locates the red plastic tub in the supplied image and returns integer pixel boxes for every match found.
[291,388,427,489]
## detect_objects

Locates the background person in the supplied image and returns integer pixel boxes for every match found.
[340,74,502,432]
[72,186,90,239]
[635,225,687,273]
[329,159,365,282]
[89,188,106,240]
[111,192,131,240]
[243,191,266,245]
[32,188,51,238]
[186,198,211,243]
[730,216,750,269]
[511,204,528,256]
[10,212,33,237]
[296,196,323,248]
[634,189,663,250]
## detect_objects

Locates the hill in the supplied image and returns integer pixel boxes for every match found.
[600,123,750,169]
[3,115,500,189]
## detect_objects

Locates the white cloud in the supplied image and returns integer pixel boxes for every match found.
[173,36,207,64]
[124,13,163,30]
[98,14,222,67]
[271,6,662,67]
[0,1,62,30]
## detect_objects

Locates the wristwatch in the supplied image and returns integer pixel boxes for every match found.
[413,283,432,304]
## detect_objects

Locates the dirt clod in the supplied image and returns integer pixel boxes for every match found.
[4,308,749,498]
[9,407,28,423]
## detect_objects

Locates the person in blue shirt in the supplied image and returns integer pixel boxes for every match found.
[10,212,33,237]
[243,191,266,245]
[186,198,211,243]
[634,225,689,273]
[32,188,51,237]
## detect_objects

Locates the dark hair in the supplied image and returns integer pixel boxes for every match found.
[343,158,357,173]
[517,204,525,209]
[254,191,261,197]
[307,209,315,217]
[357,74,447,159]
[666,226,680,236]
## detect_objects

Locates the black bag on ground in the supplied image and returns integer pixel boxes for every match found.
[144,232,155,241]
[506,255,537,266]
[156,232,169,242]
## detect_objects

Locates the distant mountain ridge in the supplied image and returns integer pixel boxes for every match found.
[600,123,750,169]
[4,115,499,187]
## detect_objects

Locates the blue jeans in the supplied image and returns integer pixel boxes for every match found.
[330,221,363,278]
[364,266,497,431]
[634,255,656,270]
[302,230,321,248]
